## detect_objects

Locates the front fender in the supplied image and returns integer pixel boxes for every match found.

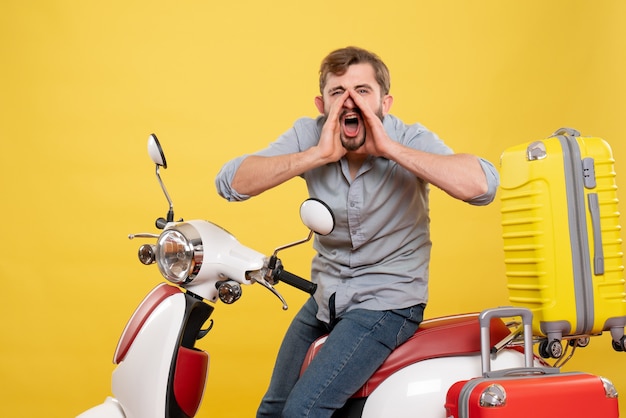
[76,397,125,418]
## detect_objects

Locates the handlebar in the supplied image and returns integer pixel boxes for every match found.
[274,267,317,295]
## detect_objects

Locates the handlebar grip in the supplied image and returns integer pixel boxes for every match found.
[275,268,317,295]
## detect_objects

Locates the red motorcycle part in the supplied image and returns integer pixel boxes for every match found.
[173,346,209,417]
[114,283,182,364]
[301,313,513,398]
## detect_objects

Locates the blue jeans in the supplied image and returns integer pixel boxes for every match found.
[257,297,425,418]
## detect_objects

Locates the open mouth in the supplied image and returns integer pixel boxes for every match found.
[341,112,362,138]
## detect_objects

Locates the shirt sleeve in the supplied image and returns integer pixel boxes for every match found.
[386,116,499,206]
[214,155,251,202]
[214,117,322,202]
[465,157,500,206]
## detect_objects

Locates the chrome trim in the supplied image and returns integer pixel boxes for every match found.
[479,384,506,407]
[156,223,204,284]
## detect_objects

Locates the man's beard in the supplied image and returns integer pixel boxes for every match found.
[337,106,384,152]
[340,126,367,151]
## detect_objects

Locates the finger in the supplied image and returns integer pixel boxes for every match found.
[327,91,349,122]
[347,90,372,115]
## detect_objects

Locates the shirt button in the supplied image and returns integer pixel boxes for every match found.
[350,201,356,207]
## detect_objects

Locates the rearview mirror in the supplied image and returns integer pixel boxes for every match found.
[300,199,334,236]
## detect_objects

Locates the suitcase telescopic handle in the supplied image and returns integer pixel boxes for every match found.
[479,307,535,374]
[551,127,581,137]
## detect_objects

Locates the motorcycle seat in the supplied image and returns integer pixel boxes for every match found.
[300,312,512,398]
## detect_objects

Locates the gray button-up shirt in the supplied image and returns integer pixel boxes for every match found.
[215,114,499,323]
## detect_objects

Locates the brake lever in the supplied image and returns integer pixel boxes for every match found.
[255,274,288,311]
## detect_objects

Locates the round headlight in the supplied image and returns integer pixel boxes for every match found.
[156,228,197,284]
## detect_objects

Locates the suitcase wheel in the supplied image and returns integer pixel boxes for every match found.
[539,339,563,359]
[611,336,626,352]
[568,337,590,348]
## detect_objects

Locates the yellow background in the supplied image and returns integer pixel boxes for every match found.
[1,1,625,417]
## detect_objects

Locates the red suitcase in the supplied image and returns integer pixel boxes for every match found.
[445,307,619,418]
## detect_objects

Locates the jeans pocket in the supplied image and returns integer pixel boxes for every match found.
[394,303,426,346]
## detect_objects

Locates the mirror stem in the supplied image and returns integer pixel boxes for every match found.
[155,164,174,222]
[271,230,314,259]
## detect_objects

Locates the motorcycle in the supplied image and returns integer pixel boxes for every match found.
[78,134,618,418]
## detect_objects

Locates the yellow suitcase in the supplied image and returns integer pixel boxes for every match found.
[500,128,626,358]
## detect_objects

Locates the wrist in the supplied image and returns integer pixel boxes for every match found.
[309,143,342,165]
[378,137,401,160]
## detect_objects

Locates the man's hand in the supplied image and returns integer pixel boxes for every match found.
[316,90,349,163]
